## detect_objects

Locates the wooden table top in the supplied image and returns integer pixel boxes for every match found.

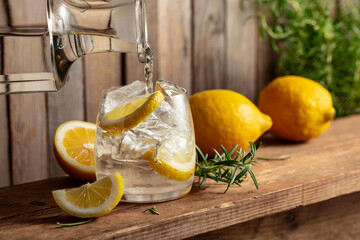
[1,115,360,239]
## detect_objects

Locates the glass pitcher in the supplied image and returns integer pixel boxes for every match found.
[0,0,148,94]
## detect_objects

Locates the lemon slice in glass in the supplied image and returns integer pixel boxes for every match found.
[142,141,195,181]
[99,90,164,135]
[52,172,124,218]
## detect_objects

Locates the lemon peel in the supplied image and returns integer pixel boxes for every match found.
[142,144,195,181]
[52,172,124,218]
[54,121,96,181]
[99,90,164,135]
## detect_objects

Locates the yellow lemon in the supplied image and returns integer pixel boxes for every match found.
[54,121,96,182]
[189,90,272,155]
[142,139,195,181]
[52,172,124,218]
[258,76,336,141]
[99,90,164,135]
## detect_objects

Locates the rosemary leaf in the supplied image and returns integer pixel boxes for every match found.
[229,144,239,156]
[225,168,238,193]
[212,148,224,161]
[200,175,207,188]
[57,219,94,227]
[236,165,250,181]
[250,142,257,160]
[214,160,242,166]
[196,146,206,161]
[220,145,231,160]
[144,206,160,215]
[248,168,259,190]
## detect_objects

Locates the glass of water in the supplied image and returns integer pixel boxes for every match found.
[94,80,196,203]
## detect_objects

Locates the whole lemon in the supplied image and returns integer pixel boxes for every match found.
[189,89,272,155]
[258,76,336,142]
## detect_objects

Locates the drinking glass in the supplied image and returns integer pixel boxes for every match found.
[94,80,196,203]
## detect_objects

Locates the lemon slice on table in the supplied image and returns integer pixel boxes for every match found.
[99,90,164,135]
[54,121,96,182]
[142,143,195,181]
[52,173,124,218]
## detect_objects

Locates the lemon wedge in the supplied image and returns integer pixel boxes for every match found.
[99,90,164,135]
[52,173,124,218]
[54,121,96,181]
[142,142,195,181]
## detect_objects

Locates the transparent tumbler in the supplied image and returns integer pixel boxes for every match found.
[94,80,196,203]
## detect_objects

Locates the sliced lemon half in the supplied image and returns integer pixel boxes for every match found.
[52,172,124,218]
[142,143,195,181]
[54,121,96,182]
[99,90,164,135]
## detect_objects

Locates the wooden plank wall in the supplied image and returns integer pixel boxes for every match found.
[0,0,275,187]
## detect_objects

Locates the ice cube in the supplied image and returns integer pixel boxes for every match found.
[103,80,147,112]
[111,110,180,160]
[112,129,158,160]
[153,97,191,133]
[156,80,184,96]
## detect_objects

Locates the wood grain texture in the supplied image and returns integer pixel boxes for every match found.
[256,30,277,102]
[1,115,360,239]
[0,2,10,187]
[8,92,48,184]
[157,0,192,92]
[0,95,10,187]
[4,1,49,184]
[0,0,6,24]
[84,53,122,123]
[188,192,360,240]
[47,59,85,177]
[125,0,158,84]
[255,3,277,102]
[192,0,226,92]
[226,0,257,102]
[7,0,46,27]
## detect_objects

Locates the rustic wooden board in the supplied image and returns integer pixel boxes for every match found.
[8,93,48,184]
[0,95,10,187]
[157,0,192,92]
[7,0,46,27]
[47,59,85,177]
[192,0,226,92]
[4,0,49,184]
[226,0,257,102]
[0,0,6,26]
[189,191,360,240]
[0,1,10,187]
[0,115,360,239]
[84,53,122,123]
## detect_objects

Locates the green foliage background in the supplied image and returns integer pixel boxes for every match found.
[248,0,360,117]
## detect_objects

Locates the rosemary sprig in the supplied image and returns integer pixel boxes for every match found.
[144,206,160,215]
[57,219,94,227]
[195,142,261,193]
